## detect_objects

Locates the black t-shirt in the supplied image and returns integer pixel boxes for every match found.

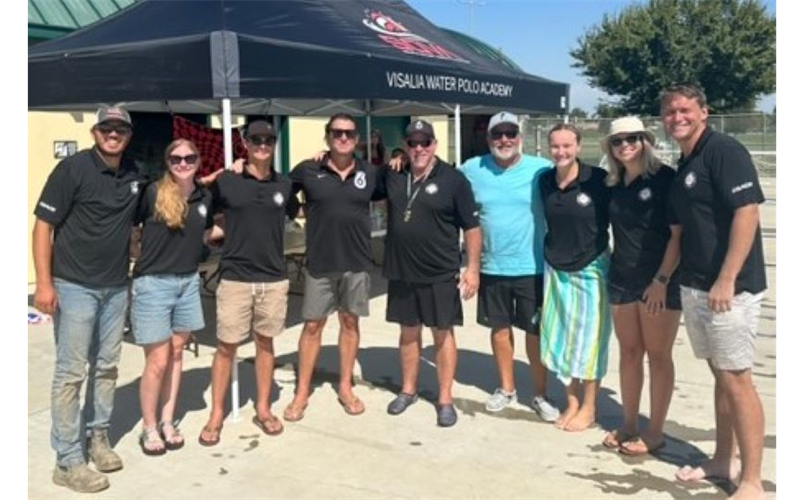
[34,147,143,287]
[382,159,480,283]
[668,127,766,294]
[609,165,677,288]
[290,158,384,276]
[133,181,214,277]
[539,163,610,272]
[210,169,298,283]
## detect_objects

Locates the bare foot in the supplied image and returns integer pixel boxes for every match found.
[676,457,741,483]
[602,428,636,448]
[563,410,596,432]
[555,407,579,430]
[728,481,764,500]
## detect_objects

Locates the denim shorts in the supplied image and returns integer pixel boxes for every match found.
[131,273,205,345]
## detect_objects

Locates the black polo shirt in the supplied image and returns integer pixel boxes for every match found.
[609,165,677,288]
[133,181,214,277]
[211,169,298,283]
[34,147,143,287]
[290,158,384,276]
[668,127,766,294]
[382,159,480,283]
[539,163,610,272]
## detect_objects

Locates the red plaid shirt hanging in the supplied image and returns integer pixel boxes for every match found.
[172,116,249,178]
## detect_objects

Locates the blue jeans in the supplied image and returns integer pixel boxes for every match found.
[51,278,127,467]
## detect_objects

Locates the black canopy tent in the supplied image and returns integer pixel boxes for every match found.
[29,0,569,163]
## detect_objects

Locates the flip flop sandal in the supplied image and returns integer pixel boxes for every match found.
[283,402,308,422]
[140,426,166,456]
[198,425,222,447]
[619,436,666,456]
[252,415,284,436]
[337,395,365,416]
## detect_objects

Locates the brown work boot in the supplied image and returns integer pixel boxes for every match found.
[52,463,109,493]
[87,429,123,472]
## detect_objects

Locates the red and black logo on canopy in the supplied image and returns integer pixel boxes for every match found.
[363,10,468,63]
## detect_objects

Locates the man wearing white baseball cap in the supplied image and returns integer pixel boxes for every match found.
[459,111,560,421]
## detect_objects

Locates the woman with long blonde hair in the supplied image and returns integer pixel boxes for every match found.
[600,117,682,456]
[131,139,215,455]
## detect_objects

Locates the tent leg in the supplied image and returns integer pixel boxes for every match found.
[454,104,461,166]
[273,115,281,173]
[365,100,372,163]
[223,98,233,170]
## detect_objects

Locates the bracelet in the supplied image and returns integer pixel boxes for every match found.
[653,274,669,285]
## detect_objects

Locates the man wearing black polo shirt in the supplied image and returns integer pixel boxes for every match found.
[662,85,767,499]
[198,121,299,445]
[383,120,481,427]
[283,113,383,421]
[33,106,140,493]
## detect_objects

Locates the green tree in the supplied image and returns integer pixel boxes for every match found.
[569,107,589,119]
[571,0,775,115]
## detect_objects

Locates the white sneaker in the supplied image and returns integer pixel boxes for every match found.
[531,395,560,422]
[485,388,517,412]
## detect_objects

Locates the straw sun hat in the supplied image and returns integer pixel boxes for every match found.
[601,116,656,151]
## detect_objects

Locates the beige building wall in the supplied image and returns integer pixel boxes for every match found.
[28,111,96,286]
[287,117,328,169]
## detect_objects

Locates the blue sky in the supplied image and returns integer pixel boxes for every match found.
[407,0,777,115]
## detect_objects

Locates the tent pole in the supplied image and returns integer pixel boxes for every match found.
[365,100,372,162]
[223,98,234,170]
[273,115,281,173]
[222,98,240,422]
[454,104,462,166]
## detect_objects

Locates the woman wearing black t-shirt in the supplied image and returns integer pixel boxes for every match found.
[600,117,682,455]
[538,124,612,432]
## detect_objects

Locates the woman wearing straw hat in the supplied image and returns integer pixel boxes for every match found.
[600,117,682,455]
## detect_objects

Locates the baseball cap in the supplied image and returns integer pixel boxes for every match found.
[244,120,277,138]
[405,119,435,139]
[95,106,132,126]
[487,111,519,132]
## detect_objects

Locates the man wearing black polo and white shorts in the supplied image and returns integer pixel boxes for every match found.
[284,113,385,421]
[382,120,481,427]
[662,84,767,500]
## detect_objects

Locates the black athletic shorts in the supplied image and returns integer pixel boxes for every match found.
[477,274,543,335]
[607,275,682,311]
[386,278,463,329]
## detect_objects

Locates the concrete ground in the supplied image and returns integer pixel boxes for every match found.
[28,177,776,499]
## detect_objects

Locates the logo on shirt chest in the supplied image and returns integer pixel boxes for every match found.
[425,182,438,195]
[638,187,652,202]
[354,171,367,190]
[198,204,208,218]
[130,181,140,195]
[684,172,697,189]
[576,192,592,207]
[273,192,285,206]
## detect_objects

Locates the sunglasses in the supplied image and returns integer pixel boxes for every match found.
[406,138,433,149]
[328,128,358,140]
[609,134,642,147]
[489,129,519,140]
[95,124,132,136]
[167,154,199,166]
[248,136,276,147]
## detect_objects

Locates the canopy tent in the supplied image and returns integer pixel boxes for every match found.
[29,0,568,117]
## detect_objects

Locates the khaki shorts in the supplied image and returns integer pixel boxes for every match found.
[681,286,763,371]
[301,270,370,320]
[216,279,289,344]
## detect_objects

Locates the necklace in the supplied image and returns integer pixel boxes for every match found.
[403,162,435,222]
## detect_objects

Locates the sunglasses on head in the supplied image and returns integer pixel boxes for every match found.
[406,138,433,149]
[95,124,132,136]
[248,136,276,147]
[609,134,642,147]
[167,154,199,166]
[489,129,519,140]
[328,128,357,140]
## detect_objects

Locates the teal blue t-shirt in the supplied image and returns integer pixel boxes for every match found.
[460,154,551,276]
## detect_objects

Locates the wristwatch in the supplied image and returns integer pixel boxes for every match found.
[653,273,670,285]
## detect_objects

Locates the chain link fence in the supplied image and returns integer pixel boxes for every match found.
[521,113,776,176]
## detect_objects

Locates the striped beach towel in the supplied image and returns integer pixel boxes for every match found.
[540,252,613,384]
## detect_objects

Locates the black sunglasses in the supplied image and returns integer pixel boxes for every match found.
[167,154,199,166]
[95,124,132,136]
[328,128,358,140]
[406,138,433,149]
[248,136,276,147]
[489,129,519,140]
[609,134,642,147]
